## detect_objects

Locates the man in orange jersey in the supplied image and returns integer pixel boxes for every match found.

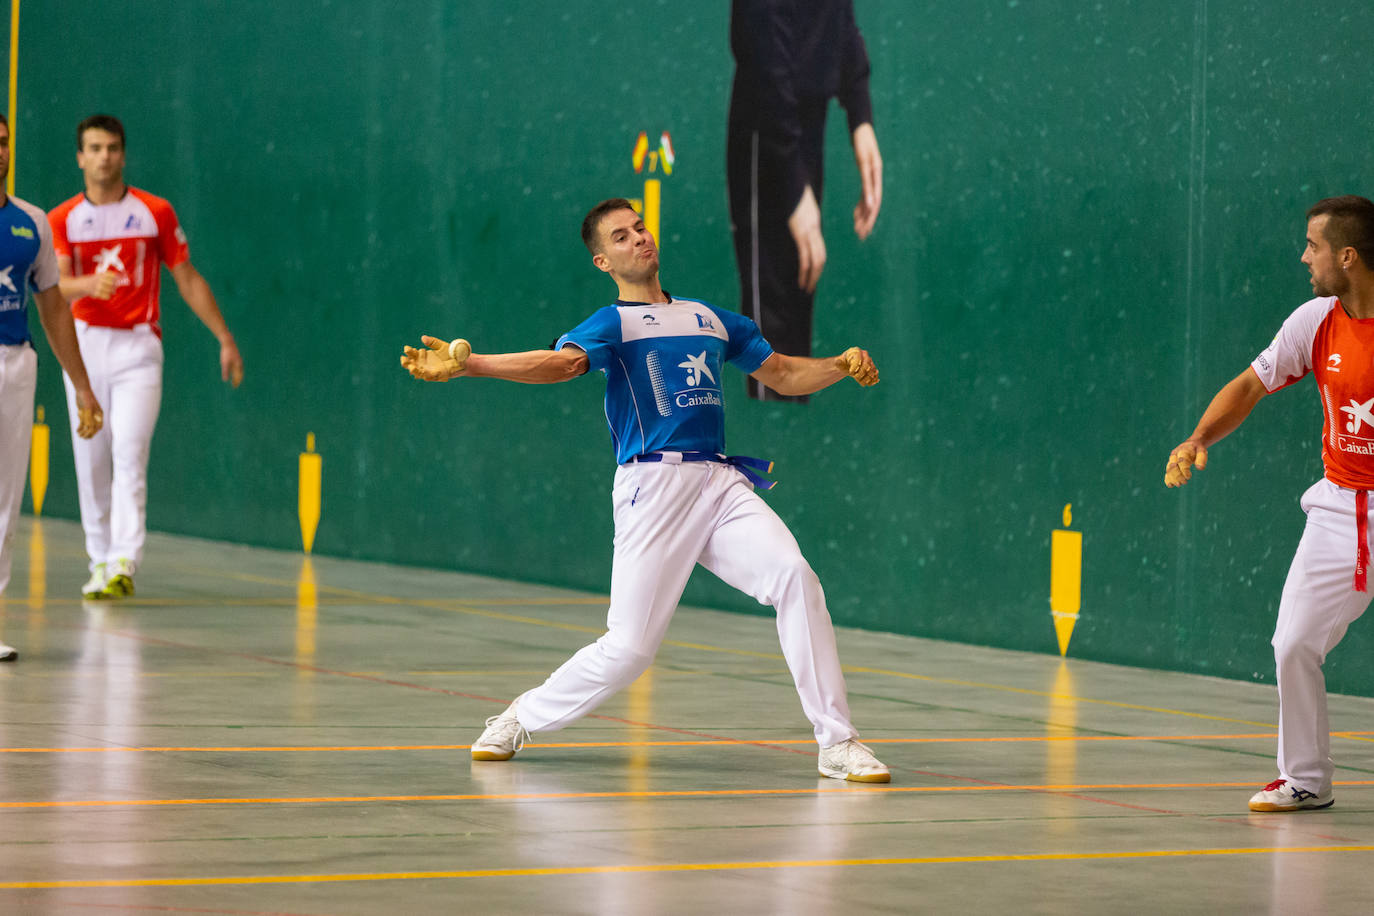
[1166,195,1374,813]
[49,115,243,599]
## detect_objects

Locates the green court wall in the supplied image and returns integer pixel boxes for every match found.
[13,2,1374,694]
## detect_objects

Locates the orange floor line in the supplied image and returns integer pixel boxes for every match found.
[6,780,1374,809]
[0,732,1283,754]
[8,845,1374,890]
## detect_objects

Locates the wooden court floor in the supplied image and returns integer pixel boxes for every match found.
[2,516,1374,914]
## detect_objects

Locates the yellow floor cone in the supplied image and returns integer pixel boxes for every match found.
[1051,504,1082,655]
[29,405,49,515]
[298,433,322,553]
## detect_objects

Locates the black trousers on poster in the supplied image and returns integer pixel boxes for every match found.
[727,95,829,403]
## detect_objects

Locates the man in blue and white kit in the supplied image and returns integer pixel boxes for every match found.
[0,114,103,660]
[401,198,889,781]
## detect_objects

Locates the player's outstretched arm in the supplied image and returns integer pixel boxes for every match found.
[750,347,878,397]
[1165,368,1268,488]
[400,335,589,384]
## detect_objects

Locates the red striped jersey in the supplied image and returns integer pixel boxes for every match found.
[48,187,189,333]
[1252,296,1374,489]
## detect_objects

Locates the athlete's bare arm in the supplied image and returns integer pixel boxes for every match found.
[1165,367,1269,487]
[170,261,244,388]
[401,334,589,384]
[55,254,117,301]
[750,347,879,397]
[32,285,102,438]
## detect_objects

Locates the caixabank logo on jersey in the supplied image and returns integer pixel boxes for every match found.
[674,351,723,408]
[645,347,723,417]
[0,264,22,313]
[625,304,729,417]
[1337,393,1374,455]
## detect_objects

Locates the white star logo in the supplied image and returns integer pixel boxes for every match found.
[0,265,14,293]
[678,351,715,387]
[1341,397,1374,435]
[94,244,125,273]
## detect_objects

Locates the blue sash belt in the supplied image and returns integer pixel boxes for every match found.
[626,451,777,490]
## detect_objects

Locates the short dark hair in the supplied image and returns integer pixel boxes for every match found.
[1307,195,1374,267]
[581,198,636,253]
[0,113,7,130]
[77,114,125,150]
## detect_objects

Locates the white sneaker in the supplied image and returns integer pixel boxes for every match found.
[1248,778,1334,812]
[81,563,109,598]
[97,558,136,599]
[818,738,891,783]
[0,643,16,662]
[471,699,529,761]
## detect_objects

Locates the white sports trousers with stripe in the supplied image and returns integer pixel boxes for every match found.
[516,456,858,747]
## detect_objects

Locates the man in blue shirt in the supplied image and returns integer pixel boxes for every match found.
[401,198,888,782]
[0,114,103,661]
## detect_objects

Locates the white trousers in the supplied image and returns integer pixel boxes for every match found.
[0,343,37,595]
[516,460,859,747]
[1273,478,1374,794]
[62,322,163,573]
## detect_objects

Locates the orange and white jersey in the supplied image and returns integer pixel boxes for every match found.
[48,187,189,333]
[1252,296,1374,489]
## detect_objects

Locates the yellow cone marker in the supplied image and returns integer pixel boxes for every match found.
[1050,503,1082,656]
[29,405,48,515]
[298,433,322,553]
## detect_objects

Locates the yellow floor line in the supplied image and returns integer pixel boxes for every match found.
[6,845,1374,889]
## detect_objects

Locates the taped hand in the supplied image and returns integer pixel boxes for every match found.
[400,335,470,382]
[75,389,103,439]
[1164,441,1207,487]
[91,271,119,300]
[835,346,879,386]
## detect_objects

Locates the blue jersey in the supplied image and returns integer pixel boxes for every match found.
[0,195,59,346]
[557,296,774,463]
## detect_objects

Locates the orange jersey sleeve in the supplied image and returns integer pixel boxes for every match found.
[132,187,190,270]
[46,194,82,261]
